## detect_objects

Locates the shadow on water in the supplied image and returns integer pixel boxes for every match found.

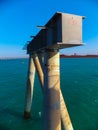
[92,74,98,77]
[0,108,23,119]
[0,108,43,123]
[0,125,10,130]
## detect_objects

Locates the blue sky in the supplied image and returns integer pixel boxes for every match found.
[0,0,98,57]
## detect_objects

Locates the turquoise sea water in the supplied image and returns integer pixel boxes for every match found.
[0,58,98,130]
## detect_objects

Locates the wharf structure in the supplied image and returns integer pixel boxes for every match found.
[60,54,98,58]
[24,12,85,130]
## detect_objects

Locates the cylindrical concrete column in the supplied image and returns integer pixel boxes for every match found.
[60,91,74,130]
[38,51,44,71]
[24,55,35,119]
[44,49,61,130]
[33,53,43,87]
[33,52,73,130]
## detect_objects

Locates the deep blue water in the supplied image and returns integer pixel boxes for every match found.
[0,58,98,130]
